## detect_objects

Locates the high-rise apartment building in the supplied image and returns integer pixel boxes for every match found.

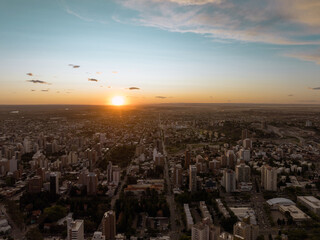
[233,221,259,240]
[189,165,197,193]
[102,211,116,240]
[261,165,277,191]
[235,164,251,183]
[67,219,84,240]
[221,169,236,193]
[192,222,209,240]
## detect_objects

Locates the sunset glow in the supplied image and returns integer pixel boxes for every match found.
[111,96,125,106]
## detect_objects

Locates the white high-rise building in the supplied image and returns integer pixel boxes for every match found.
[189,165,197,193]
[239,149,250,162]
[235,164,251,183]
[221,169,236,193]
[192,222,209,240]
[93,231,106,240]
[9,157,17,173]
[113,167,121,186]
[23,138,32,153]
[67,219,84,240]
[261,165,277,191]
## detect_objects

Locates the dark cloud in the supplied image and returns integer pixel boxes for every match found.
[88,78,98,82]
[155,96,167,99]
[69,64,80,68]
[41,89,49,92]
[26,80,50,84]
[129,87,140,90]
[31,89,36,92]
[310,87,320,90]
[26,73,33,76]
[288,94,294,97]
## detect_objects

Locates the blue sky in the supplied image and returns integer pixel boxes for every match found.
[0,0,320,104]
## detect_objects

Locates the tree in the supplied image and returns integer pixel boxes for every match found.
[26,227,43,240]
[44,205,67,223]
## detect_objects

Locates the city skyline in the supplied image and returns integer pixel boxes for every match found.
[1,0,320,105]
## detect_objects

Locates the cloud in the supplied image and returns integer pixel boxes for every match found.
[169,0,222,5]
[155,96,167,99]
[26,80,50,84]
[88,78,98,82]
[128,87,140,90]
[285,50,320,65]
[309,87,320,90]
[26,73,33,76]
[41,89,49,92]
[288,94,294,97]
[118,0,320,45]
[69,64,80,68]
[31,89,36,92]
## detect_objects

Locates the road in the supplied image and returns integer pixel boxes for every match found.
[160,121,183,240]
[0,198,25,239]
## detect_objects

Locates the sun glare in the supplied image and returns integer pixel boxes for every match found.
[111,96,125,106]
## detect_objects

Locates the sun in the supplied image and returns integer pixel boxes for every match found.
[111,96,125,106]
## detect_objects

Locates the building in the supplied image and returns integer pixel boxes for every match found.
[155,155,165,167]
[87,172,98,195]
[67,219,84,240]
[28,175,43,193]
[173,164,183,187]
[243,139,252,149]
[209,160,220,173]
[221,169,236,193]
[233,221,259,240]
[241,129,248,141]
[93,231,106,240]
[261,165,277,191]
[199,201,213,223]
[278,205,310,222]
[184,204,194,230]
[239,149,250,162]
[189,165,197,193]
[192,222,209,240]
[219,232,234,240]
[112,167,121,186]
[102,211,116,240]
[297,196,320,216]
[229,207,257,225]
[107,161,113,182]
[185,150,191,169]
[50,172,59,194]
[209,225,220,240]
[235,164,251,183]
[216,199,230,218]
[226,150,236,168]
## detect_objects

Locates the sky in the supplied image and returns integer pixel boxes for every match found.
[0,0,320,105]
